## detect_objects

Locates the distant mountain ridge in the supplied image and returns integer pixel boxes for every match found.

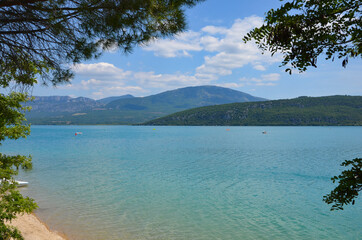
[96,95,135,105]
[30,96,101,113]
[143,95,362,126]
[26,86,265,124]
[106,86,266,111]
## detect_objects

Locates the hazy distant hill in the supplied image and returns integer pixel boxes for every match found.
[26,86,265,124]
[29,96,100,112]
[96,94,134,105]
[143,96,362,126]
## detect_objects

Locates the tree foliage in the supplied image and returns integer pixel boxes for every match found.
[323,158,362,211]
[143,96,362,126]
[0,0,203,86]
[0,0,202,238]
[244,0,362,210]
[243,0,362,73]
[0,92,37,240]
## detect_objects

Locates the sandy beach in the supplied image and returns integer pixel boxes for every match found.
[9,213,67,240]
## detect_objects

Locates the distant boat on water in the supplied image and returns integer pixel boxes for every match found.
[262,131,267,134]
[75,132,83,136]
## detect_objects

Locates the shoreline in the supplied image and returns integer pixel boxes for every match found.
[9,213,68,240]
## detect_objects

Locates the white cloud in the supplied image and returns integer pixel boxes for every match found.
[194,16,281,79]
[239,73,281,86]
[72,62,130,77]
[66,63,210,99]
[64,17,285,98]
[144,16,281,81]
[142,31,203,57]
[261,73,281,81]
[200,36,220,52]
[253,64,266,71]
[202,26,228,35]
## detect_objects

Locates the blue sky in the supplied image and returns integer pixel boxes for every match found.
[32,0,362,100]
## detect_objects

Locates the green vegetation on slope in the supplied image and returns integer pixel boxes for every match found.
[26,109,163,125]
[26,86,265,124]
[143,96,362,126]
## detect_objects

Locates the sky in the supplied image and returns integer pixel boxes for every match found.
[31,0,362,100]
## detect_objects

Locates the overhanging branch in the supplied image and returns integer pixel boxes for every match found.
[0,0,48,8]
[0,28,48,34]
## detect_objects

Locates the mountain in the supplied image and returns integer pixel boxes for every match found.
[106,85,265,111]
[143,96,362,126]
[96,94,134,104]
[29,94,135,112]
[29,96,100,112]
[25,86,265,125]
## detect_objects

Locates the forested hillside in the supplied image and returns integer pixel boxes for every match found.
[144,96,362,126]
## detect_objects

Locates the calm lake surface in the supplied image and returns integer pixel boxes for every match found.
[1,126,361,239]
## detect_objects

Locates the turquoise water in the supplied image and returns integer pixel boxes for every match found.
[1,126,361,239]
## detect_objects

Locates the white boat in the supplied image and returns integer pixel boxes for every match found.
[16,180,29,187]
[0,179,29,187]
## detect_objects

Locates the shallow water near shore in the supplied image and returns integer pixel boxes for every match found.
[2,126,362,239]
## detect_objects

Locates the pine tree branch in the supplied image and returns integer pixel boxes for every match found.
[0,0,48,8]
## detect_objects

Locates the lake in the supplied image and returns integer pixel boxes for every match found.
[1,126,361,239]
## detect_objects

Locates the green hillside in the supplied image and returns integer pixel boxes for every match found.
[26,86,265,124]
[106,85,265,112]
[143,96,362,126]
[27,109,165,125]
